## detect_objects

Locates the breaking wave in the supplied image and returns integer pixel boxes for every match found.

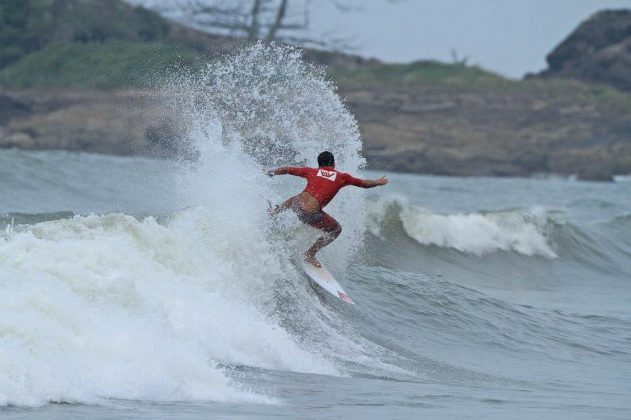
[0,44,366,406]
[367,197,558,257]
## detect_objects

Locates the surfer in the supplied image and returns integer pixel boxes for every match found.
[266,151,388,267]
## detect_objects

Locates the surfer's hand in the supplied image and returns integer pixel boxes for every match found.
[360,176,389,188]
[267,204,280,216]
[264,169,276,177]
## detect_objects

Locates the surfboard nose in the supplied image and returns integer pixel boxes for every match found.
[338,291,354,304]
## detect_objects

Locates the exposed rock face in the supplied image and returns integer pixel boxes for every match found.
[2,85,630,181]
[0,90,172,156]
[539,10,631,91]
[343,83,631,181]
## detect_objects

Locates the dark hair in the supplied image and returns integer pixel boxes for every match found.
[317,151,335,167]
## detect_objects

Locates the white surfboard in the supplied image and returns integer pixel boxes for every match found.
[301,260,354,304]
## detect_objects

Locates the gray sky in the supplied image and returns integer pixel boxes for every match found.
[305,0,631,78]
[133,0,631,78]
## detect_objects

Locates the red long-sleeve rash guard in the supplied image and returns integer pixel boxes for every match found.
[286,166,364,208]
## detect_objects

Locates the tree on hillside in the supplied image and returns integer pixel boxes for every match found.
[144,0,353,48]
[176,0,302,44]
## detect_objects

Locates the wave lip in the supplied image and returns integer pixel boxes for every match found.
[369,198,558,257]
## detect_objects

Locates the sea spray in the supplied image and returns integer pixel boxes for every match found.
[162,43,368,274]
[155,43,408,378]
[0,44,375,406]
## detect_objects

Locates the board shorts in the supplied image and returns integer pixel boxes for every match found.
[291,199,339,233]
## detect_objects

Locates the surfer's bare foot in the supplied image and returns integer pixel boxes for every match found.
[303,253,321,268]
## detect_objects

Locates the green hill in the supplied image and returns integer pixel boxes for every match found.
[0,0,514,90]
[333,60,507,90]
[0,41,198,88]
[0,0,202,88]
[0,0,170,65]
[0,0,539,92]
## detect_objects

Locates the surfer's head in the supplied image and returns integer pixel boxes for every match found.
[317,151,335,167]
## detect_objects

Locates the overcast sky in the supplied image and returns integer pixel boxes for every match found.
[134,0,631,79]
[305,0,631,78]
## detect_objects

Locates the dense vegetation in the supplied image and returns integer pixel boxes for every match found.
[0,0,184,88]
[333,60,507,89]
[0,41,198,88]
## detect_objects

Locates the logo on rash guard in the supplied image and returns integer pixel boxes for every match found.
[317,169,337,181]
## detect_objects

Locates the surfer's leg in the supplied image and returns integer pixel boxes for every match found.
[304,213,341,266]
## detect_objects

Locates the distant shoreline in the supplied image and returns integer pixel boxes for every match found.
[1,85,630,182]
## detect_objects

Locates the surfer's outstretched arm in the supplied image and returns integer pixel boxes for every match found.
[345,174,389,188]
[266,167,308,177]
[266,167,286,176]
[360,176,389,188]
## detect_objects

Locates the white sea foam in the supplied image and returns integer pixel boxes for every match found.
[0,211,338,406]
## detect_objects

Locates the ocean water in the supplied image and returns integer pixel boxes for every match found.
[1,45,630,419]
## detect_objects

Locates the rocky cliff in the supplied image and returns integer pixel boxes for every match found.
[538,9,631,92]
[345,81,631,180]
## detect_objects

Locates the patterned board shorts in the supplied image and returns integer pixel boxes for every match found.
[291,199,339,233]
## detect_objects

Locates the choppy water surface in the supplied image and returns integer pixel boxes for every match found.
[1,45,630,419]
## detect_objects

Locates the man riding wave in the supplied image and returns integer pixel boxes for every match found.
[267,151,388,267]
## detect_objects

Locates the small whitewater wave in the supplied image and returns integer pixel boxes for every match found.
[366,197,631,279]
[368,197,558,257]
